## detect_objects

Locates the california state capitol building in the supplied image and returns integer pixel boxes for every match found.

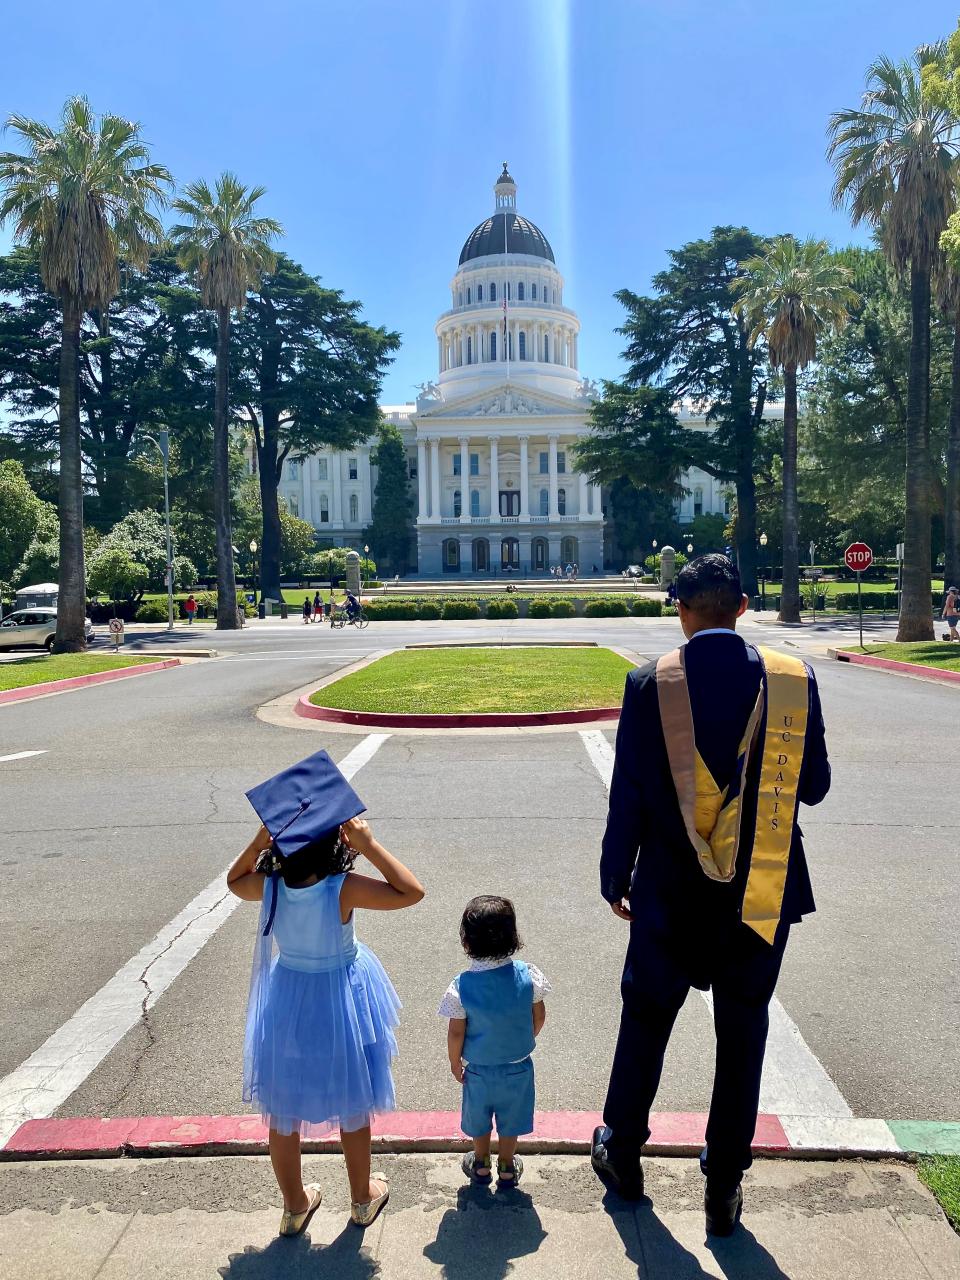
[271,165,738,575]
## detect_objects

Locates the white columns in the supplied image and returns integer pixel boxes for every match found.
[430,439,441,521]
[548,435,559,519]
[578,471,589,520]
[417,440,428,520]
[437,336,443,373]
[332,451,343,525]
[489,436,500,518]
[519,436,530,520]
[459,436,470,523]
[592,483,602,517]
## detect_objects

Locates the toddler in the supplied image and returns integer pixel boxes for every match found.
[438,895,550,1185]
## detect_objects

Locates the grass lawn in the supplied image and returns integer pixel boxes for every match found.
[312,646,634,714]
[843,642,960,672]
[918,1156,960,1232]
[0,653,159,692]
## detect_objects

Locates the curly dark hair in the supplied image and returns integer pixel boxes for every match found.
[256,826,358,887]
[460,895,523,960]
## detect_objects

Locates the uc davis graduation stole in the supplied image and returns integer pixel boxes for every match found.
[656,643,809,944]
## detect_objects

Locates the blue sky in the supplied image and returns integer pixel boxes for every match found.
[1,0,957,403]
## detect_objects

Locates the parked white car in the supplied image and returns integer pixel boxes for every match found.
[0,607,96,651]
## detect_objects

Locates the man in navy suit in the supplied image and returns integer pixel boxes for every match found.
[591,554,830,1234]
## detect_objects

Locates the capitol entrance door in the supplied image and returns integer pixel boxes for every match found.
[472,538,489,572]
[501,537,519,571]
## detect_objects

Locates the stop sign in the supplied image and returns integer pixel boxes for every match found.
[844,542,874,573]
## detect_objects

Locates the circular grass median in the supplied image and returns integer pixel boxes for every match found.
[307,646,633,724]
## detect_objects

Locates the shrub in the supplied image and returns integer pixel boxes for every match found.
[631,597,663,617]
[528,598,552,618]
[550,599,576,617]
[416,602,442,620]
[442,600,481,619]
[135,600,170,622]
[661,604,678,617]
[486,597,519,619]
[363,600,419,620]
[87,600,138,623]
[584,598,629,617]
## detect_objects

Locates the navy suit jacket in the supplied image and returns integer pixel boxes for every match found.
[600,632,831,935]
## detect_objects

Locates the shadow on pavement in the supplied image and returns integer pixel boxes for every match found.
[605,1194,792,1279]
[422,1182,547,1279]
[218,1222,379,1279]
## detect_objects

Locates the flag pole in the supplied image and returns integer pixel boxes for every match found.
[503,186,510,384]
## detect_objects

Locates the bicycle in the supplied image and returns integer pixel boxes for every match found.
[330,606,369,629]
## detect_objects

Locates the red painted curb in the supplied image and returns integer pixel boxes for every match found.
[835,651,960,685]
[0,659,182,706]
[1,1111,788,1161]
[296,696,621,729]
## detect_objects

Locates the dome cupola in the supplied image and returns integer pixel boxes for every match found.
[458,164,556,265]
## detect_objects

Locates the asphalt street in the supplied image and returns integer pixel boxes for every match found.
[0,612,956,1135]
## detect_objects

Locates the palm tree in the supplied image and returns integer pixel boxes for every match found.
[933,268,960,597]
[0,97,170,650]
[733,238,858,623]
[170,175,281,629]
[828,46,960,640]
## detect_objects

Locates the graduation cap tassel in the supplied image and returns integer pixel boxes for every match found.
[260,798,310,937]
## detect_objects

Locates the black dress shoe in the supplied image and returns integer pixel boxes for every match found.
[591,1126,645,1200]
[704,1181,743,1236]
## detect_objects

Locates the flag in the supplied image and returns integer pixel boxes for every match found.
[502,294,507,339]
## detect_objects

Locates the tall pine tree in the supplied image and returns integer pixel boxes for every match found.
[364,422,414,573]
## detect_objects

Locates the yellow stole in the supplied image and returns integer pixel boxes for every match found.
[655,644,809,944]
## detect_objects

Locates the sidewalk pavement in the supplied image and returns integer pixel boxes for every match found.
[2,1154,957,1279]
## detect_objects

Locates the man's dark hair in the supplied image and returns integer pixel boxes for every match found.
[675,554,743,624]
[460,895,522,960]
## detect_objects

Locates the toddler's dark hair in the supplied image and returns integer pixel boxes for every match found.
[460,895,522,960]
[258,826,358,887]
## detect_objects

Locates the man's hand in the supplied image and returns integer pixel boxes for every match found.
[449,1058,464,1084]
[610,898,634,922]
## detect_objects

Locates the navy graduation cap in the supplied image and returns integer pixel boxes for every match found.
[246,750,366,935]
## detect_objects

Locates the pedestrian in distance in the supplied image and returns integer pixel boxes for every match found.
[942,585,959,641]
[228,752,425,1236]
[439,896,550,1188]
[572,563,579,581]
[184,594,197,625]
[313,591,323,623]
[591,554,830,1236]
[302,597,312,624]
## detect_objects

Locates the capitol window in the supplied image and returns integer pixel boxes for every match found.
[490,331,497,361]
[470,453,479,475]
[470,488,480,517]
[543,334,549,362]
[539,488,548,516]
[317,457,328,481]
[517,282,524,301]
[531,283,537,300]
[477,284,483,301]
[349,457,358,480]
[466,287,471,304]
[453,489,462,518]
[349,494,359,523]
[319,495,329,523]
[694,487,703,517]
[539,451,548,474]
[490,282,496,301]
[518,331,526,360]
[467,336,472,364]
[453,454,461,476]
[557,451,566,474]
[287,459,299,479]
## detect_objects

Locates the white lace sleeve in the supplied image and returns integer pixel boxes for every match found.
[526,963,552,1003]
[437,976,465,1020]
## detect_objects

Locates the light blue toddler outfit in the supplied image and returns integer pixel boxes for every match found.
[439,958,550,1138]
[244,872,401,1137]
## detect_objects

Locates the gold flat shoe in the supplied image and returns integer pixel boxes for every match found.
[351,1175,389,1227]
[279,1182,322,1237]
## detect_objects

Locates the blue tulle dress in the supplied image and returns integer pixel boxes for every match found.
[243,872,401,1136]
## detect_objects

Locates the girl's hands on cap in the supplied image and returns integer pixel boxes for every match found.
[342,816,374,855]
[252,824,273,854]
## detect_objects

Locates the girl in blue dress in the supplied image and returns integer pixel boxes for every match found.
[228,815,424,1235]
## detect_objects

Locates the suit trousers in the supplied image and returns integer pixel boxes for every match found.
[602,914,789,1190]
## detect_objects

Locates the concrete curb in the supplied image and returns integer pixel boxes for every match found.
[295,696,621,729]
[830,648,960,685]
[4,1111,958,1162]
[0,659,182,706]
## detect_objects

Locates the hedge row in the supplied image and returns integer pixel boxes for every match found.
[360,594,672,620]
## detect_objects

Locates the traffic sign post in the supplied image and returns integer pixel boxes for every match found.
[108,617,125,652]
[844,543,874,649]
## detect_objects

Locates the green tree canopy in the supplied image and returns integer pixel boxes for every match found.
[0,458,49,581]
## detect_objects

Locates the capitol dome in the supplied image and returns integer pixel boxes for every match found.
[458,212,555,264]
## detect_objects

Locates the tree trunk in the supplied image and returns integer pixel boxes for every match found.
[258,429,283,604]
[731,353,759,597]
[897,265,934,641]
[213,305,238,629]
[53,296,87,652]
[944,307,960,597]
[779,366,801,624]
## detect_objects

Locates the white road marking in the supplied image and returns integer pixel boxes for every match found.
[0,732,390,1147]
[0,750,47,763]
[577,729,852,1120]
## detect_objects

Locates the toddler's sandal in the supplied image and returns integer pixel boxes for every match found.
[279,1183,322,1237]
[351,1175,389,1227]
[497,1156,523,1186]
[462,1153,493,1181]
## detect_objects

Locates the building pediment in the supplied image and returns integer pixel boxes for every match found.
[417,383,588,423]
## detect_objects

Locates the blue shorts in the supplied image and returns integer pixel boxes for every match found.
[461,1057,535,1138]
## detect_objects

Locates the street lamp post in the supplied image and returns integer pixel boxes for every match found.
[652,538,659,583]
[249,540,258,607]
[363,545,370,589]
[142,431,175,632]
[759,532,768,611]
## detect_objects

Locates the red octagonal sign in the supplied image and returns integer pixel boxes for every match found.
[844,542,874,573]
